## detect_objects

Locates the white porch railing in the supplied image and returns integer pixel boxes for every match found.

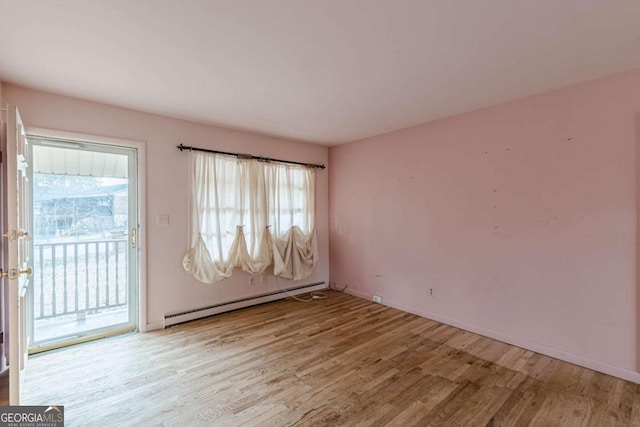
[33,239,129,321]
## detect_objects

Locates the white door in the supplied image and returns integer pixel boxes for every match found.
[3,105,31,404]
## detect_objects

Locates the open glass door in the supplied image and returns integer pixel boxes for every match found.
[26,136,138,352]
[3,105,31,405]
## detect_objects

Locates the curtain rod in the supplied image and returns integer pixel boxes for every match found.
[177,144,325,169]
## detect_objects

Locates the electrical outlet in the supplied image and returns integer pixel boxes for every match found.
[429,288,434,296]
[249,277,255,285]
[373,295,383,303]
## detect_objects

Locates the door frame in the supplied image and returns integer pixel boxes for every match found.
[26,127,148,334]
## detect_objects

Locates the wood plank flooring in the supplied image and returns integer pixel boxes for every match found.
[23,291,640,426]
[0,372,7,405]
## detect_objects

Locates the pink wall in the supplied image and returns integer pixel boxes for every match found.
[3,84,329,330]
[636,112,640,373]
[0,80,7,372]
[329,69,640,382]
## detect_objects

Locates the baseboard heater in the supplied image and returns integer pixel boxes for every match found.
[163,281,326,328]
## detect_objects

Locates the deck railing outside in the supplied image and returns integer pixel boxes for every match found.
[33,239,129,322]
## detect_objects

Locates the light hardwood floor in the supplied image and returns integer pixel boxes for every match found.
[23,291,640,426]
[0,372,7,405]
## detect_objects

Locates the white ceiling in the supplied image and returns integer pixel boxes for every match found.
[1,1,639,145]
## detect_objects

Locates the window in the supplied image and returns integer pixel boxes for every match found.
[183,152,317,283]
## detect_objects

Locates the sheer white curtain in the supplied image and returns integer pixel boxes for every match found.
[183,151,317,283]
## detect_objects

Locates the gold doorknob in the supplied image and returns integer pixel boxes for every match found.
[2,229,30,240]
[0,267,32,279]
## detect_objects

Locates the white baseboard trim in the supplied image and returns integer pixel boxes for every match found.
[344,288,640,384]
[163,282,327,328]
[344,288,370,301]
[145,321,164,332]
